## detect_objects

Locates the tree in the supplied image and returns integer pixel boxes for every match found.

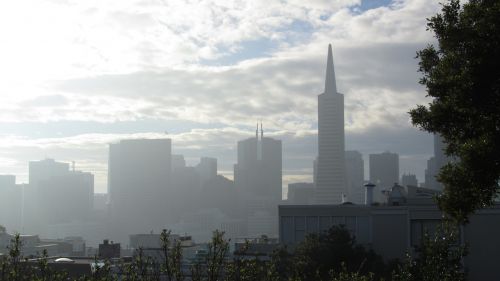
[392,223,467,281]
[291,226,389,281]
[410,0,500,223]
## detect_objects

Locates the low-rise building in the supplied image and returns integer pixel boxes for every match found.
[279,185,500,281]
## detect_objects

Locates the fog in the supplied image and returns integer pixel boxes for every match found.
[0,0,443,248]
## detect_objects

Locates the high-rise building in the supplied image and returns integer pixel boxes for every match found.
[401,173,418,187]
[196,157,217,187]
[287,182,314,205]
[425,134,450,190]
[0,175,22,233]
[234,124,282,237]
[108,139,172,243]
[29,159,70,186]
[369,152,399,203]
[345,151,364,204]
[23,159,72,233]
[38,171,94,224]
[234,124,282,202]
[314,44,347,204]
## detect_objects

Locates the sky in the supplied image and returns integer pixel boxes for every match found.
[0,0,441,193]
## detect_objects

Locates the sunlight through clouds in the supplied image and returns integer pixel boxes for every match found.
[0,0,440,191]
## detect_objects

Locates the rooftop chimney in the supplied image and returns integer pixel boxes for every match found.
[364,182,376,206]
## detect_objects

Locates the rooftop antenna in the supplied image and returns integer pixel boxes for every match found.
[256,123,259,139]
[260,122,263,139]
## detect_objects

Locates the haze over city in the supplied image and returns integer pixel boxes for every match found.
[0,0,440,193]
[1,1,500,280]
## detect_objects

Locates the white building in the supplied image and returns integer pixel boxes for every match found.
[314,44,347,204]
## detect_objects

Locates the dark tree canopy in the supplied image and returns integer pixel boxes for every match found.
[292,225,390,281]
[410,0,500,223]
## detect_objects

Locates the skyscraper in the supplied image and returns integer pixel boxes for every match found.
[196,157,217,187]
[401,173,418,187]
[369,151,399,202]
[234,124,282,237]
[314,44,347,204]
[108,139,172,243]
[425,134,450,190]
[345,150,364,204]
[234,124,282,202]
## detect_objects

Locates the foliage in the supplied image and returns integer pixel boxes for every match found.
[160,229,184,281]
[392,222,467,281]
[409,0,500,223]
[0,227,395,281]
[330,263,374,281]
[291,225,390,281]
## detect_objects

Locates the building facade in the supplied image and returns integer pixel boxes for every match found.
[234,124,282,237]
[345,150,364,204]
[108,139,172,243]
[314,44,347,204]
[279,192,500,281]
[369,151,399,203]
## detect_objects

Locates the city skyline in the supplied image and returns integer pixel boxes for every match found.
[0,0,442,192]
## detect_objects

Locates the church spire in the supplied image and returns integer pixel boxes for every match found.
[324,44,337,95]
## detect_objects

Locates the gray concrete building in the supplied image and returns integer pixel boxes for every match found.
[425,134,451,190]
[279,187,500,281]
[401,173,418,187]
[345,150,364,204]
[234,124,282,237]
[196,157,217,187]
[0,175,22,233]
[369,151,399,203]
[108,139,172,243]
[287,182,314,205]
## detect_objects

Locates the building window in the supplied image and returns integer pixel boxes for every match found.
[332,216,345,226]
[306,216,319,234]
[319,216,331,233]
[295,216,306,242]
[356,216,370,244]
[345,216,356,234]
[281,216,294,243]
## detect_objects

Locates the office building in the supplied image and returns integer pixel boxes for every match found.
[345,151,364,204]
[314,44,347,204]
[234,124,282,202]
[38,171,94,224]
[234,124,282,237]
[279,188,500,281]
[196,157,217,187]
[0,175,22,233]
[369,151,399,203]
[108,139,172,243]
[401,173,418,187]
[287,182,314,205]
[425,134,451,190]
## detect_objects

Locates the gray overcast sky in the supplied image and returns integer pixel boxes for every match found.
[0,0,440,193]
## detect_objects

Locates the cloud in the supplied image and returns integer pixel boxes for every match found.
[0,0,442,192]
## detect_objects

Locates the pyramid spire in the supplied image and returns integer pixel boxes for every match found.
[324,44,337,95]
